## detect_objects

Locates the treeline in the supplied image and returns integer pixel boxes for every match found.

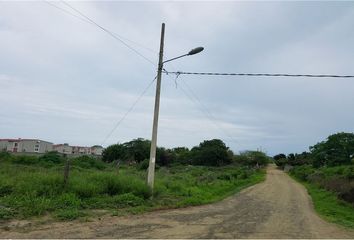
[273,132,354,205]
[103,138,270,168]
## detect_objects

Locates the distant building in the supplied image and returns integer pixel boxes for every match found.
[91,145,104,156]
[0,138,53,153]
[72,146,91,155]
[53,143,104,156]
[53,143,73,155]
[1,138,104,156]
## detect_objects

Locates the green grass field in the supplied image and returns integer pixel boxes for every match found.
[0,154,265,221]
[304,182,354,228]
[290,176,354,228]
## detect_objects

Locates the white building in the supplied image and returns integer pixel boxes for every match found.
[53,143,73,155]
[0,138,53,153]
[91,145,104,156]
[53,143,104,156]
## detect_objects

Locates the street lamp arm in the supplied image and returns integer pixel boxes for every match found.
[162,47,204,64]
[163,54,189,64]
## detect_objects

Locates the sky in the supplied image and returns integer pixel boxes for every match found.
[1,1,354,156]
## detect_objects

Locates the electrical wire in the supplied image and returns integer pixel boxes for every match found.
[100,76,157,146]
[180,79,240,144]
[46,0,157,65]
[45,1,157,54]
[164,71,354,78]
[164,71,239,146]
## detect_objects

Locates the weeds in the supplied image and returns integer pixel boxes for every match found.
[0,153,265,221]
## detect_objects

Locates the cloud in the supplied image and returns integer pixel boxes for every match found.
[1,2,354,155]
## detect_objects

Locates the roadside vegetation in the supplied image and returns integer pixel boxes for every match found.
[0,139,267,221]
[273,132,354,227]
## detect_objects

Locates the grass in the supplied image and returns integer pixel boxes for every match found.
[291,175,354,228]
[0,154,265,221]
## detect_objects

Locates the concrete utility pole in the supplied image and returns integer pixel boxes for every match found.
[147,23,165,192]
[146,23,203,195]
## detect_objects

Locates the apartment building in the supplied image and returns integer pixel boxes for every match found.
[0,139,53,153]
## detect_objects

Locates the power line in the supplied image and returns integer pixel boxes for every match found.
[44,1,157,54]
[100,76,157,146]
[163,63,240,145]
[180,79,240,144]
[51,1,157,65]
[164,71,354,78]
[164,73,239,145]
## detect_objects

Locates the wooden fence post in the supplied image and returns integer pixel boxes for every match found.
[63,154,70,187]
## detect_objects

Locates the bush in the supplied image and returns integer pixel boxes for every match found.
[290,165,316,181]
[39,151,64,165]
[190,139,232,166]
[136,159,149,170]
[0,151,12,161]
[71,156,106,170]
[12,155,39,165]
[55,193,81,209]
[55,208,83,220]
[110,193,145,207]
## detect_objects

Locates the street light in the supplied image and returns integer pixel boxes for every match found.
[147,23,204,194]
[163,47,204,64]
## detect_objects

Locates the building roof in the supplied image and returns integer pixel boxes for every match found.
[0,138,53,144]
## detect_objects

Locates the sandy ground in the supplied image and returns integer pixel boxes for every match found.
[1,165,354,239]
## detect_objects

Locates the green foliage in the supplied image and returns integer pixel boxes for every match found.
[298,180,354,228]
[0,151,12,161]
[55,208,83,220]
[190,139,232,166]
[71,155,106,170]
[123,138,151,163]
[102,139,238,167]
[310,132,354,167]
[102,143,127,163]
[0,207,14,219]
[289,165,316,181]
[0,158,265,221]
[102,138,151,164]
[136,159,149,170]
[39,151,64,164]
[236,151,269,167]
[110,193,145,207]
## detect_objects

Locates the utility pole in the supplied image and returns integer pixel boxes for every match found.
[147,23,165,193]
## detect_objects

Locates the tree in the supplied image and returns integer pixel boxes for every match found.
[273,153,288,168]
[310,132,354,167]
[190,139,232,166]
[172,147,191,165]
[102,143,126,163]
[123,138,151,163]
[237,151,269,167]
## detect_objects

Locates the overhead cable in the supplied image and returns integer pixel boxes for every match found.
[50,0,157,65]
[164,71,354,78]
[100,76,157,146]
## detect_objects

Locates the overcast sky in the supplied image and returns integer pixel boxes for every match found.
[1,1,354,155]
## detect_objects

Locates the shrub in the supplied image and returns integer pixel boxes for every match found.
[55,208,82,220]
[71,156,106,170]
[110,193,145,207]
[12,155,39,165]
[0,207,14,220]
[39,151,64,165]
[0,182,13,197]
[0,151,12,161]
[290,165,316,181]
[55,193,81,209]
[136,159,149,170]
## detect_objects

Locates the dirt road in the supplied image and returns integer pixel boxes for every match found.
[1,165,354,238]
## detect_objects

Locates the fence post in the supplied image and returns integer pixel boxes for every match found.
[63,154,70,187]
